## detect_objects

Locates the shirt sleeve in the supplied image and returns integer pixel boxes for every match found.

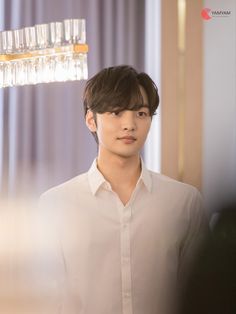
[177,188,209,283]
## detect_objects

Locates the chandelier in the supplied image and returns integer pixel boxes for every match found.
[0,19,88,88]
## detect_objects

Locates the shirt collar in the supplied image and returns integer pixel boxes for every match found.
[88,159,107,195]
[139,158,152,192]
[88,158,152,195]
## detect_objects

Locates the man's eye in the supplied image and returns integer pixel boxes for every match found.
[110,111,121,116]
[137,111,148,117]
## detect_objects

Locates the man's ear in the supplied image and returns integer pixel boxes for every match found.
[85,110,97,132]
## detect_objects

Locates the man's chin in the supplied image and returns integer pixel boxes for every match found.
[114,151,140,159]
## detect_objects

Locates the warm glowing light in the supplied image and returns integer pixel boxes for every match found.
[0,19,88,88]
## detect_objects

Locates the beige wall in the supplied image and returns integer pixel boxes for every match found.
[161,0,203,190]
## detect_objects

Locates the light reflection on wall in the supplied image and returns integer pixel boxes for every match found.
[0,198,65,314]
[144,0,161,173]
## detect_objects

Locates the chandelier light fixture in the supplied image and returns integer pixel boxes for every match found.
[0,19,88,88]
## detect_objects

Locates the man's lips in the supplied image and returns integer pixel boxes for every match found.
[117,136,137,143]
[118,136,136,140]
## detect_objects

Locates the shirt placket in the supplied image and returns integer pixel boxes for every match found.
[120,205,133,314]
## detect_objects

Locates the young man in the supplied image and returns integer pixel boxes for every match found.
[39,66,207,314]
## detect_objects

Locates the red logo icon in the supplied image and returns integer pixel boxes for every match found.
[201,8,212,20]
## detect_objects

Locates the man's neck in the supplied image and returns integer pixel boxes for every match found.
[97,152,141,201]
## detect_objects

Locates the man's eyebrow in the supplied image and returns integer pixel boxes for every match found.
[106,104,150,112]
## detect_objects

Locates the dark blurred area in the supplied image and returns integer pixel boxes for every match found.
[178,200,236,314]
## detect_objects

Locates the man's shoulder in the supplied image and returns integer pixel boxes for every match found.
[148,170,206,225]
[147,169,203,209]
[149,170,198,194]
[40,171,89,201]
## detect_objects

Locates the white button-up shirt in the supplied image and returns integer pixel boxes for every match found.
[38,159,206,314]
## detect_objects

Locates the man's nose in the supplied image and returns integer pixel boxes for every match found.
[121,111,136,131]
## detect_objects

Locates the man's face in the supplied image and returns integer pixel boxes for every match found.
[86,86,152,159]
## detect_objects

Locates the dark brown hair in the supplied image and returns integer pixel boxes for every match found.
[83,65,160,142]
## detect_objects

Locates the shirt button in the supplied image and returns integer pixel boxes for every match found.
[124,292,131,298]
[123,223,128,229]
[124,207,131,215]
[125,206,131,211]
